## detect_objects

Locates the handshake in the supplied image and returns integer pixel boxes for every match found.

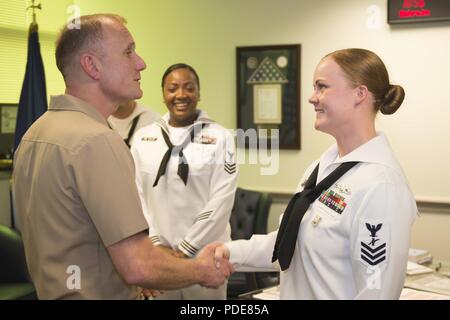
[200,242,233,288]
[142,243,233,299]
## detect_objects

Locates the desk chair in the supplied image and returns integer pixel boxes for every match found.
[227,188,279,298]
[0,225,36,299]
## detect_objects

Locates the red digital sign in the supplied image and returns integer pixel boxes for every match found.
[388,0,450,24]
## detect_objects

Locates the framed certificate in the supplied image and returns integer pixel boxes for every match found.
[237,44,301,149]
[253,84,282,125]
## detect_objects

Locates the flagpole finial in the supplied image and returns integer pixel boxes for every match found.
[26,0,42,25]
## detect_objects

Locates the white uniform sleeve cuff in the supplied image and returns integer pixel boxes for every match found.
[149,235,162,246]
[225,240,247,267]
[178,240,199,257]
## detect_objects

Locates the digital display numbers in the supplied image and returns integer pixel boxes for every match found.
[388,0,450,24]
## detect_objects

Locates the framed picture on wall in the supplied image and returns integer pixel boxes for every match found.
[236,44,301,150]
[0,103,18,159]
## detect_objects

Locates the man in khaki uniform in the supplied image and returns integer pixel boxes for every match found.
[12,14,232,299]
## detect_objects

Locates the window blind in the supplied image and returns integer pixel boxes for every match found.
[0,0,27,103]
[0,0,62,104]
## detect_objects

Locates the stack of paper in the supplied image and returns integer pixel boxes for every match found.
[405,274,450,297]
[406,261,434,275]
[400,288,450,300]
[408,248,433,264]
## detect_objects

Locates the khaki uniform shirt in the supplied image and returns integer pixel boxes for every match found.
[13,94,148,299]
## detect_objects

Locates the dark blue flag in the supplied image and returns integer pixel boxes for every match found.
[13,23,48,152]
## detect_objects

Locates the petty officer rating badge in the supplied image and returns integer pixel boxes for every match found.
[360,223,387,266]
[224,151,236,175]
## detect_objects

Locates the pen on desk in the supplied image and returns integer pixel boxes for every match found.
[435,262,442,273]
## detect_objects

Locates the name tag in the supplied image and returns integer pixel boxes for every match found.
[141,136,158,142]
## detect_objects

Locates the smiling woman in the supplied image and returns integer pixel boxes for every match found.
[217,48,418,300]
[161,64,200,127]
[131,63,239,300]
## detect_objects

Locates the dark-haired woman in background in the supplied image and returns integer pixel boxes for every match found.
[132,63,238,299]
[216,48,417,299]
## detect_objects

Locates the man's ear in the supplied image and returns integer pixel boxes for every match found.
[354,85,369,105]
[79,53,101,80]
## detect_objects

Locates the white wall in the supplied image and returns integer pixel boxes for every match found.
[411,210,450,261]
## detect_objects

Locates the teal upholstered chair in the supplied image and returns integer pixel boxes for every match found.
[0,225,36,300]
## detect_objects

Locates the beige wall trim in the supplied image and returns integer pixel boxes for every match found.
[416,200,450,215]
[269,192,293,204]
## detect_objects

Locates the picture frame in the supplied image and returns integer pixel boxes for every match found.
[0,103,18,159]
[236,44,301,150]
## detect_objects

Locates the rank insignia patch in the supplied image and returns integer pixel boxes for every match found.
[224,151,236,174]
[224,161,236,175]
[318,189,348,214]
[358,220,388,268]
